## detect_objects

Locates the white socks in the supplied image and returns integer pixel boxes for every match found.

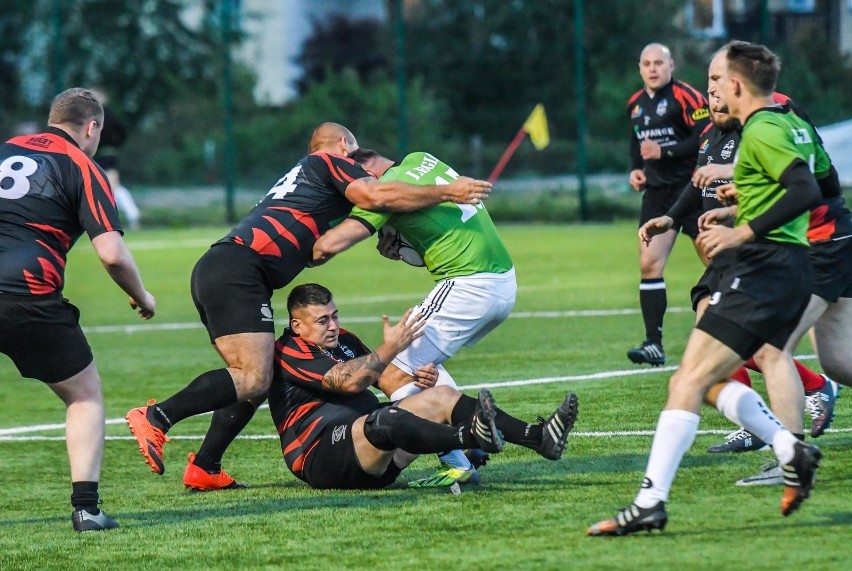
[715,381,797,464]
[634,409,699,508]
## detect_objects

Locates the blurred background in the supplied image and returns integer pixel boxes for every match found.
[2,0,852,226]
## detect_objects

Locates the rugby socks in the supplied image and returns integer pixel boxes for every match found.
[151,369,238,431]
[729,366,752,388]
[194,400,259,472]
[639,278,666,345]
[71,481,100,514]
[389,382,421,402]
[714,380,796,463]
[634,409,699,508]
[744,357,825,392]
[451,394,543,448]
[363,407,477,453]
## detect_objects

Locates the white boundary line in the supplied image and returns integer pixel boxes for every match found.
[2,356,843,442]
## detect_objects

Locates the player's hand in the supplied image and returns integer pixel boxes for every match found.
[639,216,674,245]
[629,169,646,192]
[640,137,662,160]
[698,206,736,232]
[716,182,738,205]
[376,228,402,261]
[443,176,492,205]
[129,291,156,320]
[691,163,733,189]
[696,224,753,258]
[381,308,426,354]
[412,363,439,390]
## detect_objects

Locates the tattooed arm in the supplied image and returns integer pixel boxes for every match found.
[320,309,426,394]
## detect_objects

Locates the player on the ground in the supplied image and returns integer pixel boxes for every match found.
[588,41,823,537]
[0,87,156,531]
[312,148,517,486]
[625,42,711,367]
[269,283,578,490]
[126,123,492,490]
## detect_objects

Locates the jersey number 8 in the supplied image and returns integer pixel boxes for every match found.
[0,155,39,200]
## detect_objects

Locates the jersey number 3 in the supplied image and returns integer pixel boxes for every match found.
[0,156,39,200]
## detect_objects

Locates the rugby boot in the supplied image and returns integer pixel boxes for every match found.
[126,399,170,474]
[535,392,579,460]
[471,389,504,453]
[183,452,249,491]
[587,501,668,536]
[780,441,822,517]
[805,376,837,438]
[736,461,784,486]
[72,508,119,532]
[707,427,768,453]
[627,340,666,366]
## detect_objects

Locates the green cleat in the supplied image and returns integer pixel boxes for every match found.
[407,463,479,488]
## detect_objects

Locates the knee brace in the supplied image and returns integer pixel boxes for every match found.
[363,406,405,451]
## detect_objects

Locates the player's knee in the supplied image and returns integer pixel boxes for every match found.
[363,406,423,451]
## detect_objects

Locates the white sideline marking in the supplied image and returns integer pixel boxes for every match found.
[81,307,693,335]
[0,355,831,441]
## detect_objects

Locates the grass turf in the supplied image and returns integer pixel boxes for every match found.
[0,223,848,570]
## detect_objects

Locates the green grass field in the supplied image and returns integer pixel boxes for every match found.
[1,223,849,570]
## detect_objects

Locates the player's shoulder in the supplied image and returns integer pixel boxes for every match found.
[276,330,317,358]
[337,328,369,355]
[626,88,645,108]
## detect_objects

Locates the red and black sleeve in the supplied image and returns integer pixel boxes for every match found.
[311,153,371,197]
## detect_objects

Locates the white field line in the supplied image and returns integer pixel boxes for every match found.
[3,356,840,441]
[81,307,694,335]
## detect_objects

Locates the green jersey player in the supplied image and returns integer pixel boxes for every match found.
[314,149,571,487]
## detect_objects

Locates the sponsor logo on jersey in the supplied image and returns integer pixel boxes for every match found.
[634,127,675,140]
[331,424,347,444]
[260,303,274,321]
[692,108,710,121]
[25,136,52,149]
[630,104,643,119]
[339,343,356,359]
[708,291,722,305]
[699,138,710,153]
[656,99,668,116]
[720,139,736,160]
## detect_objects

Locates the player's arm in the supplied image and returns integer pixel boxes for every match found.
[312,218,372,266]
[345,175,490,212]
[663,99,711,160]
[91,231,156,319]
[321,309,425,393]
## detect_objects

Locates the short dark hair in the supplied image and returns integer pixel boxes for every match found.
[48,88,104,126]
[723,40,780,96]
[287,283,333,317]
[347,147,381,166]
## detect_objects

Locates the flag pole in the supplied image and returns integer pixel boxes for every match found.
[488,126,526,183]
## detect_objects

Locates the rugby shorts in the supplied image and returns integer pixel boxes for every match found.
[302,403,402,490]
[640,182,700,239]
[191,243,276,342]
[0,293,93,383]
[392,268,517,375]
[809,236,852,302]
[696,241,812,359]
[689,249,736,311]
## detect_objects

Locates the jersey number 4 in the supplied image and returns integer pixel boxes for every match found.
[267,165,301,199]
[0,156,39,200]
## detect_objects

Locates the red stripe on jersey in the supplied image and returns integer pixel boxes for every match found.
[773,92,791,105]
[626,88,645,108]
[700,123,713,137]
[26,223,72,250]
[672,84,704,126]
[98,202,114,232]
[262,215,300,250]
[294,337,312,352]
[268,207,321,239]
[291,438,321,474]
[276,357,320,383]
[279,401,322,434]
[249,227,282,257]
[283,417,323,457]
[35,239,66,268]
[808,205,835,242]
[23,257,62,294]
[316,153,356,184]
[233,236,244,246]
[281,344,317,361]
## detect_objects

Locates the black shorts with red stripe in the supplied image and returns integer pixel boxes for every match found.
[0,293,93,383]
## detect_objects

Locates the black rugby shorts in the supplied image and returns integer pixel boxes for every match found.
[809,237,852,302]
[640,183,700,239]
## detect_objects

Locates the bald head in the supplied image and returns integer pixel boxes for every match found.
[308,122,358,155]
[639,43,674,94]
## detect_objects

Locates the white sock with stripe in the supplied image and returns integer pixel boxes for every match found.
[634,409,699,508]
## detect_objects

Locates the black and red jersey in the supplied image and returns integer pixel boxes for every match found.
[268,327,378,481]
[0,127,121,296]
[627,79,710,187]
[217,153,370,289]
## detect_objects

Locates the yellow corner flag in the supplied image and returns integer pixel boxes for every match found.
[523,104,550,150]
